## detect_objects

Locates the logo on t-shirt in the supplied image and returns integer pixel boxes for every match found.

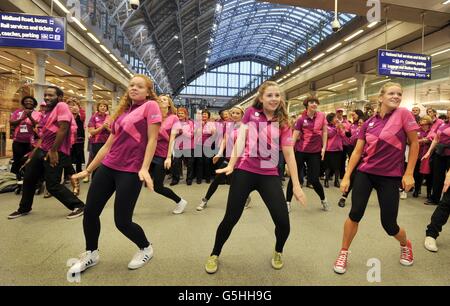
[254,112,260,117]
[369,122,375,128]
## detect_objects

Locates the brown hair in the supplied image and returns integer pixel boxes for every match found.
[177,107,189,119]
[111,74,159,121]
[96,100,109,112]
[303,96,320,108]
[159,94,177,115]
[252,81,288,127]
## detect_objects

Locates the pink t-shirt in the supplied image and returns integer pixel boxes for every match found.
[436,122,450,156]
[236,106,294,176]
[88,112,111,144]
[326,124,345,152]
[224,122,241,159]
[40,102,73,156]
[418,129,431,159]
[358,107,419,177]
[11,109,42,143]
[349,123,361,147]
[102,100,162,173]
[294,110,326,153]
[427,118,444,141]
[173,120,194,150]
[155,114,179,158]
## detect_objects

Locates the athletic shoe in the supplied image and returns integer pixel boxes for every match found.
[196,198,208,211]
[128,246,153,270]
[8,210,30,219]
[244,196,251,209]
[424,236,438,252]
[333,250,350,274]
[173,199,188,214]
[271,251,283,270]
[68,250,99,275]
[321,199,330,211]
[400,240,414,266]
[205,255,219,274]
[67,206,84,219]
[400,191,407,200]
[338,197,346,208]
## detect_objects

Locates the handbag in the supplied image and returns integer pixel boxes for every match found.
[419,156,431,175]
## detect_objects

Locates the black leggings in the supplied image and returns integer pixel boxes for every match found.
[413,158,432,196]
[431,155,450,204]
[426,189,450,239]
[212,169,290,255]
[83,165,149,251]
[205,160,228,201]
[287,151,325,201]
[350,171,401,236]
[150,162,181,203]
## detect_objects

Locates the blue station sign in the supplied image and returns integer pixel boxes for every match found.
[0,12,66,51]
[378,49,431,80]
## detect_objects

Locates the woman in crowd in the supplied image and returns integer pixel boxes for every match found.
[171,107,194,186]
[323,112,345,188]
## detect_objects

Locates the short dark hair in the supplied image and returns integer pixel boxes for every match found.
[303,96,320,108]
[354,109,365,121]
[21,96,37,108]
[326,112,336,124]
[47,86,64,97]
[202,109,211,118]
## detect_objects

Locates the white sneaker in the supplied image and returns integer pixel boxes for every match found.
[173,199,188,214]
[321,199,330,211]
[68,250,99,275]
[286,202,291,213]
[400,191,407,200]
[196,198,208,211]
[244,196,252,209]
[424,236,438,252]
[128,246,153,270]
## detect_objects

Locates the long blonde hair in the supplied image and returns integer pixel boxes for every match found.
[376,81,402,113]
[159,94,177,115]
[111,74,159,121]
[252,81,289,127]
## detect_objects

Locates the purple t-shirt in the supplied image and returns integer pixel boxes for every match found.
[11,109,41,143]
[349,123,361,147]
[155,114,179,158]
[88,112,111,144]
[236,106,294,176]
[428,118,444,141]
[102,100,162,173]
[357,107,419,177]
[437,122,450,156]
[294,110,326,153]
[326,125,345,152]
[173,120,194,150]
[40,102,73,156]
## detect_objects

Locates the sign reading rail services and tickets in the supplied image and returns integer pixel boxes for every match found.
[378,49,431,80]
[0,12,66,51]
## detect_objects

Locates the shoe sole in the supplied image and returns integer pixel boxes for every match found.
[333,267,346,274]
[8,212,29,219]
[128,255,153,270]
[271,260,283,270]
[205,267,218,274]
[424,244,438,252]
[196,207,205,211]
[400,260,414,266]
[67,212,84,220]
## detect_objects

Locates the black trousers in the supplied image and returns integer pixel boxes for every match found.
[286,151,325,202]
[83,165,149,251]
[212,169,290,255]
[431,155,450,204]
[11,141,32,178]
[90,143,105,178]
[426,189,450,239]
[413,158,432,196]
[150,162,181,203]
[350,171,401,236]
[172,149,194,182]
[324,151,342,181]
[205,160,229,201]
[18,148,84,213]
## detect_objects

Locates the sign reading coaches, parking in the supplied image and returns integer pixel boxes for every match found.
[378,49,431,80]
[0,12,66,51]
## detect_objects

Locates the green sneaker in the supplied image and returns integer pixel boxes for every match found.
[205,255,219,274]
[271,251,283,270]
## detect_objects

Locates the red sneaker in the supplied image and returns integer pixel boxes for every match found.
[333,250,349,274]
[400,240,414,266]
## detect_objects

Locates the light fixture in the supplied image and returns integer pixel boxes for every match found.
[276,78,283,82]
[372,78,391,85]
[312,53,325,61]
[349,87,357,92]
[72,17,87,31]
[100,45,110,54]
[344,30,364,42]
[54,65,71,74]
[110,54,118,61]
[53,0,70,14]
[292,67,300,73]
[347,79,356,83]
[21,64,33,70]
[300,61,311,68]
[174,35,179,39]
[326,42,342,52]
[367,21,378,28]
[93,85,102,89]
[179,60,183,64]
[328,83,343,90]
[432,65,441,68]
[431,48,450,56]
[442,0,450,5]
[0,55,13,62]
[87,33,100,44]
[45,60,50,64]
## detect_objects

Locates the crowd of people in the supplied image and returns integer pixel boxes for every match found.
[5,77,450,277]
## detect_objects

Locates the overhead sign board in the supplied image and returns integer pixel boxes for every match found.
[0,12,66,51]
[378,49,431,80]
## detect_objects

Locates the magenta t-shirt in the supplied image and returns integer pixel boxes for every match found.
[418,129,431,159]
[349,123,361,147]
[427,118,444,141]
[357,107,419,177]
[437,122,450,156]
[11,109,42,143]
[326,125,345,152]
[174,120,194,150]
[88,112,111,144]
[40,102,73,156]
[294,110,326,153]
[155,114,179,158]
[236,106,294,176]
[102,100,162,173]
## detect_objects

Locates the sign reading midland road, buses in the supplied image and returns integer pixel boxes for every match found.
[378,49,431,80]
[0,12,66,51]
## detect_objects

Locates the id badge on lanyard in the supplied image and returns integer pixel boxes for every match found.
[20,124,28,133]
